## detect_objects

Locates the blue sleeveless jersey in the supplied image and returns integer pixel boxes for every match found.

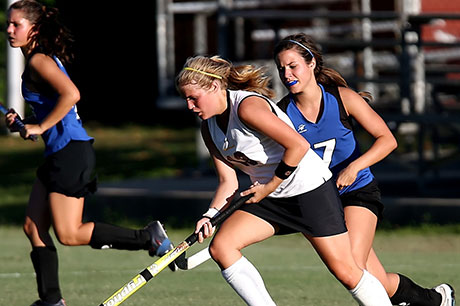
[279,84,374,195]
[22,56,93,156]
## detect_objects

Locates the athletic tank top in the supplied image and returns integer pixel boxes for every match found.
[278,84,374,195]
[207,89,332,198]
[22,55,93,156]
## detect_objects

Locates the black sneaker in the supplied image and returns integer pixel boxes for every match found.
[30,299,67,306]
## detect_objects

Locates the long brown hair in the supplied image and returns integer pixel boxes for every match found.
[176,55,275,99]
[9,0,75,64]
[274,33,373,102]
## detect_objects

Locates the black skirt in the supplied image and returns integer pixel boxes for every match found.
[37,140,97,198]
[239,179,347,237]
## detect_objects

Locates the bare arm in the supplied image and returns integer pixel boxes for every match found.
[337,87,397,189]
[238,96,310,202]
[195,121,239,242]
[23,53,80,138]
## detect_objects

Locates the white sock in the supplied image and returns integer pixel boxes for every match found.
[350,270,392,306]
[221,256,276,306]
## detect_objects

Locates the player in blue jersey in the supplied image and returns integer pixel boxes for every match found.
[274,33,455,306]
[5,1,173,305]
[177,55,394,306]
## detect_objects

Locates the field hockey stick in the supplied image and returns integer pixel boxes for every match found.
[0,103,38,141]
[98,193,253,306]
[175,246,211,270]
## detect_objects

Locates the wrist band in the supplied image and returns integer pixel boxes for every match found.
[274,160,297,180]
[203,207,220,219]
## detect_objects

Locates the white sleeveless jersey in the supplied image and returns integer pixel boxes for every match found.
[207,90,332,198]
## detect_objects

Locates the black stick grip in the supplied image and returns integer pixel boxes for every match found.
[209,193,253,227]
[185,193,253,245]
[12,117,38,141]
[0,103,38,141]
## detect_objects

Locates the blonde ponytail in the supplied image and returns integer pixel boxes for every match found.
[177,55,274,99]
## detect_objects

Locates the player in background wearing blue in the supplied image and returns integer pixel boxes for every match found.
[5,1,173,305]
[177,54,393,306]
[274,33,455,306]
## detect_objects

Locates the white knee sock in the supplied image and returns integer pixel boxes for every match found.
[221,256,276,306]
[349,269,392,306]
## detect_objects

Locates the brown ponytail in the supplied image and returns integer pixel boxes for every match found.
[9,0,75,64]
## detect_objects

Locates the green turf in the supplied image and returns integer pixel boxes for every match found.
[1,226,459,306]
[1,126,459,304]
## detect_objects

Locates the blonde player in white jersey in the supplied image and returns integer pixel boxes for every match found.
[176,55,393,306]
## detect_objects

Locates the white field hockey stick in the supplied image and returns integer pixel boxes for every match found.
[175,246,211,270]
[0,103,38,141]
[98,193,252,306]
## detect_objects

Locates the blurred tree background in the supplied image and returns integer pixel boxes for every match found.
[0,0,10,103]
[0,0,196,127]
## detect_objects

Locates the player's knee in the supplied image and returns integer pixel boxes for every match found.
[208,239,221,260]
[54,229,79,246]
[336,270,358,289]
[208,236,229,262]
[329,262,361,289]
[351,250,367,270]
[23,218,36,238]
[56,235,77,246]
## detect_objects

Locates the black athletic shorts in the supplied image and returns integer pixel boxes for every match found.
[340,179,384,220]
[239,179,347,237]
[37,140,97,198]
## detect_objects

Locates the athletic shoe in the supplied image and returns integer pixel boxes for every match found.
[30,299,67,306]
[144,221,177,271]
[144,221,174,256]
[434,283,456,306]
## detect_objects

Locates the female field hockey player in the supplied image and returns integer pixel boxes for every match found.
[176,54,393,305]
[5,1,173,305]
[273,33,455,306]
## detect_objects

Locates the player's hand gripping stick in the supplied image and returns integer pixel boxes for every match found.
[0,103,38,141]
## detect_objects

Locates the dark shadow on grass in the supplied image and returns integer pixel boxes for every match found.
[0,150,43,188]
[94,146,197,180]
[84,195,208,228]
[0,204,26,226]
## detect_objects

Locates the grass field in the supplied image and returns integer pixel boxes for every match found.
[1,125,459,305]
[1,226,459,305]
